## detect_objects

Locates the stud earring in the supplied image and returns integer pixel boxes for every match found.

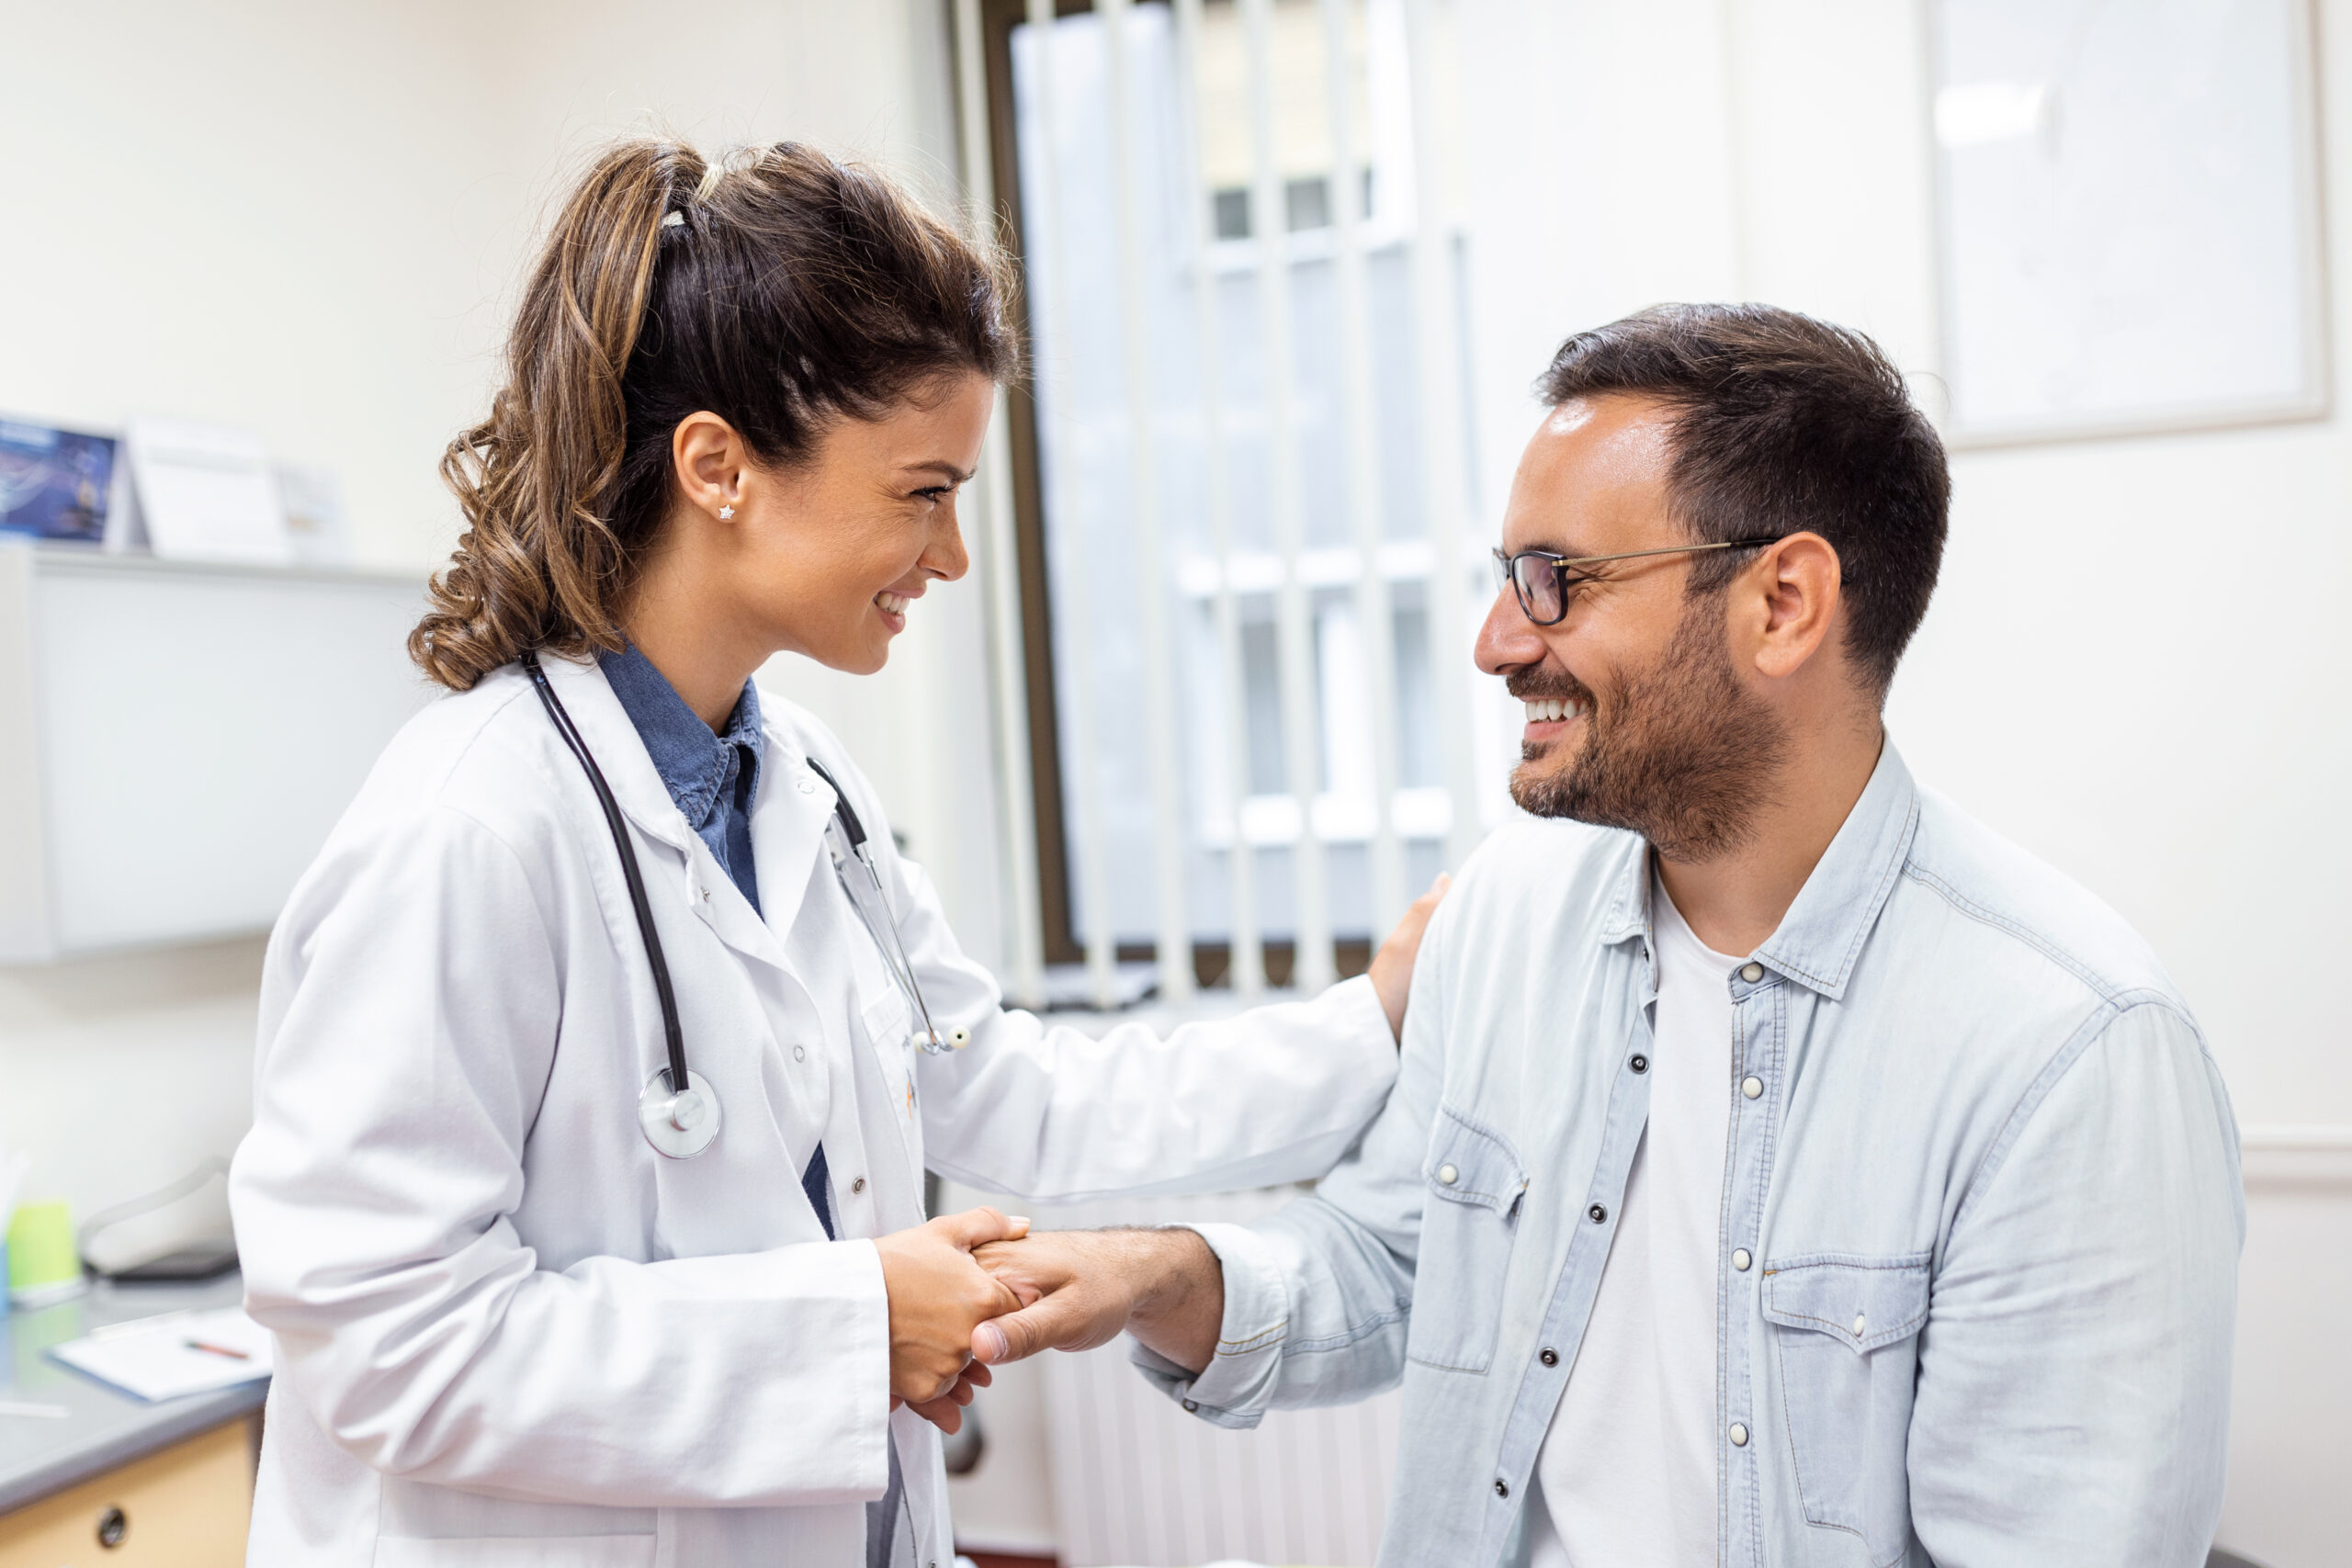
[718,504,735,521]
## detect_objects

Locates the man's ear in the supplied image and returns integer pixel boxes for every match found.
[1747,532,1841,681]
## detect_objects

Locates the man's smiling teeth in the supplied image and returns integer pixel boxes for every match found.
[876,592,909,615]
[1524,696,1587,722]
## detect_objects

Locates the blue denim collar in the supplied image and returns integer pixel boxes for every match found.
[1595,738,1919,1000]
[594,642,763,831]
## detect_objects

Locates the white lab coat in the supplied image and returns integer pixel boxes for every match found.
[227,653,1396,1568]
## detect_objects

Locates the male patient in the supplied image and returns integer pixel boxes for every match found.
[970,305,2243,1567]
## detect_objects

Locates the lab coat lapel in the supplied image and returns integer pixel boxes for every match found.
[743,718,833,953]
[533,653,696,858]
[541,656,804,976]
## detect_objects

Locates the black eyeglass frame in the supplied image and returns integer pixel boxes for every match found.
[1491,537,1783,626]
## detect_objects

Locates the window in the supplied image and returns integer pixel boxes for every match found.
[970,0,1501,1003]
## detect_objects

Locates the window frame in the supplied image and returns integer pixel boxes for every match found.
[967,0,1372,987]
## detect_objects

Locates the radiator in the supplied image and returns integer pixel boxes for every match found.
[1025,1188,1403,1568]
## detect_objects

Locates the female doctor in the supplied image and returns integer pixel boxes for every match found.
[228,141,1440,1568]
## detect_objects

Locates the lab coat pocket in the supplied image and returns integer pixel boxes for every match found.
[1761,1252,1932,1566]
[860,987,915,1122]
[1404,1106,1528,1374]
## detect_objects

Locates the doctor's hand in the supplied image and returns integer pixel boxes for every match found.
[968,1227,1224,1378]
[1370,872,1450,1043]
[899,1357,992,1437]
[874,1208,1033,1405]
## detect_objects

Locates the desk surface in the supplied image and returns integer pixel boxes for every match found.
[0,1275,264,1514]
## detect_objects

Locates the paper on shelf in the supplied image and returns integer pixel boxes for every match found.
[49,1306,272,1402]
[124,417,291,565]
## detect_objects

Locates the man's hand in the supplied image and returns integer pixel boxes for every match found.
[874,1207,1030,1404]
[1370,872,1450,1043]
[969,1227,1225,1377]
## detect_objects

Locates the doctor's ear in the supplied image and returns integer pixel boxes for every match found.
[671,412,749,523]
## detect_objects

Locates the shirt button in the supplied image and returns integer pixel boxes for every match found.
[1742,1076,1764,1100]
[1182,1398,1199,1413]
[1729,1422,1749,1447]
[793,1044,806,1062]
[1732,1248,1752,1271]
[1588,1203,1608,1224]
[1852,1314,1867,1337]
[1539,1348,1558,1367]
[797,776,818,795]
[852,1178,867,1195]
[1494,1479,1510,1498]
[1629,1054,1648,1074]
[1740,962,1765,983]
[1437,1164,1460,1186]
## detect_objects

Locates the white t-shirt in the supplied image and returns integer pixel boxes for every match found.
[1527,869,1738,1568]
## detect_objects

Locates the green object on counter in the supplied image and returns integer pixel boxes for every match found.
[6,1201,83,1303]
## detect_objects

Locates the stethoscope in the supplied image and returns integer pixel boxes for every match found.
[523,651,966,1160]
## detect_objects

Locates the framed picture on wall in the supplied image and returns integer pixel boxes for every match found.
[1928,0,2328,446]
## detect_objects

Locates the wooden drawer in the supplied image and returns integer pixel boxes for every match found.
[0,1418,254,1567]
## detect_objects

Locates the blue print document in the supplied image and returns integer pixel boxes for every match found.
[0,420,115,543]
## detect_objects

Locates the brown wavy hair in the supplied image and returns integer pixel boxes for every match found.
[411,140,1017,690]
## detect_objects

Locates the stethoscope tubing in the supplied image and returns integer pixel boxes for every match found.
[803,756,948,1055]
[523,650,695,1100]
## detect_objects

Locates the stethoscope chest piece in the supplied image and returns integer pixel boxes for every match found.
[639,1068,723,1159]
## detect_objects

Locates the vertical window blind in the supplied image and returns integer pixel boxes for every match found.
[956,0,1507,1010]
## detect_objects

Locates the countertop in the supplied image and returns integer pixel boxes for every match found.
[0,1274,264,1514]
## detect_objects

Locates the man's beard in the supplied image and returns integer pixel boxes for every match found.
[1509,596,1786,861]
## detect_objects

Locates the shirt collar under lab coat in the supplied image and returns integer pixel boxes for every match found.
[526,653,839,975]
[594,642,765,839]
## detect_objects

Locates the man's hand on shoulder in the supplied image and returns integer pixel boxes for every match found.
[970,1227,1226,1376]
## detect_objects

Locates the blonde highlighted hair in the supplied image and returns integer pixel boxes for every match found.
[410,141,1016,690]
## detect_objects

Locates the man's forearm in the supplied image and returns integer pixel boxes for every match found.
[1125,1227,1225,1375]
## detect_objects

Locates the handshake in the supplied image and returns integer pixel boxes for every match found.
[872,1208,1221,1434]
[869,873,1448,1433]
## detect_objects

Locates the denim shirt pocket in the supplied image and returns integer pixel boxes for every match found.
[1404,1106,1528,1374]
[1761,1252,1932,1567]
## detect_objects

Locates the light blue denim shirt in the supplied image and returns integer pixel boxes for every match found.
[1143,742,2243,1567]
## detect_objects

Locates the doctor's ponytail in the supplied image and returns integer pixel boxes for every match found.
[411,139,1015,691]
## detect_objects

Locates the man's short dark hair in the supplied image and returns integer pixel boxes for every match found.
[1537,303,1949,696]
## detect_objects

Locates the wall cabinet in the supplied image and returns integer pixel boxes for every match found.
[0,542,433,962]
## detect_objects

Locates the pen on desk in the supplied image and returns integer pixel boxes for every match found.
[184,1338,251,1361]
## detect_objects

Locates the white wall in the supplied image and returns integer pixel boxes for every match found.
[1458,1,2348,1562]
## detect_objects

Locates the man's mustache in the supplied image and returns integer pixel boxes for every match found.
[1506,668,1598,708]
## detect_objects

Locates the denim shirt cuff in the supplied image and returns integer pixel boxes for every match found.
[1128,1221,1288,1430]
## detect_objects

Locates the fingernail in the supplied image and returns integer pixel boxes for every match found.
[975,1323,1009,1362]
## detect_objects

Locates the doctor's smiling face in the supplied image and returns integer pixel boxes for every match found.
[650,369,994,682]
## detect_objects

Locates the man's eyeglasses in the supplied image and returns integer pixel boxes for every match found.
[1491,538,1781,626]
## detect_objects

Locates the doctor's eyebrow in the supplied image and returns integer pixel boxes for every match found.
[902,460,976,485]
